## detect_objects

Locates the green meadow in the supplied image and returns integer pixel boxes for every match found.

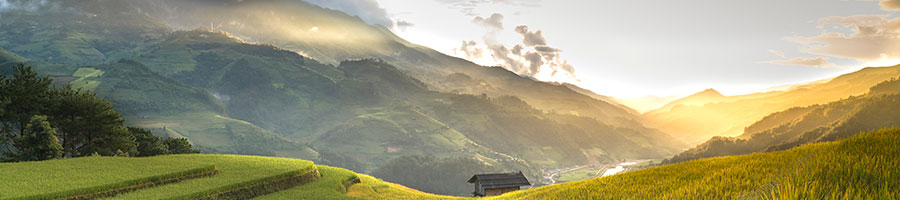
[0,154,314,200]
[4,128,898,199]
[495,128,900,200]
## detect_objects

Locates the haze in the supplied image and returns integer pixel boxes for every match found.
[309,0,900,99]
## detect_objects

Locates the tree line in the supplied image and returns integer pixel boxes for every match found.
[0,64,198,162]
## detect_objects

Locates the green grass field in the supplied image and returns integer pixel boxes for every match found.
[0,154,313,200]
[3,128,899,200]
[256,166,363,200]
[106,154,314,199]
[0,156,214,200]
[495,128,900,200]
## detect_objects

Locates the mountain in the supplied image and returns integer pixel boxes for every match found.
[0,0,685,194]
[616,95,680,114]
[124,0,652,130]
[646,88,727,115]
[665,77,900,164]
[643,65,900,144]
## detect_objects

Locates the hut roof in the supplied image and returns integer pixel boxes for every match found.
[468,171,531,189]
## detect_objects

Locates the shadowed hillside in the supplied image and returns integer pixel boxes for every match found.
[0,0,685,195]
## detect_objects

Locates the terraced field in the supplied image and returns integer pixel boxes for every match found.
[0,154,317,200]
[4,128,899,200]
[0,156,214,200]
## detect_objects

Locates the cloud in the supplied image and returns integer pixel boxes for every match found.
[766,57,852,68]
[304,0,394,27]
[768,49,786,58]
[434,0,540,15]
[472,13,504,31]
[786,15,900,65]
[881,0,900,10]
[514,25,547,46]
[768,57,830,66]
[396,20,414,27]
[454,14,577,81]
[0,0,60,12]
[396,20,414,31]
[453,40,484,59]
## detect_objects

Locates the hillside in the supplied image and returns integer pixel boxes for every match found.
[496,128,900,199]
[644,65,900,144]
[0,0,685,194]
[4,128,898,199]
[646,88,726,115]
[665,77,900,164]
[126,0,654,131]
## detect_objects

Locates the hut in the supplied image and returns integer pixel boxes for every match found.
[467,171,531,197]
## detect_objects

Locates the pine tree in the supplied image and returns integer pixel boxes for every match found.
[129,127,168,157]
[0,64,53,152]
[8,115,63,161]
[50,87,137,156]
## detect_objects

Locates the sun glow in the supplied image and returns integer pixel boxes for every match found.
[864,54,900,67]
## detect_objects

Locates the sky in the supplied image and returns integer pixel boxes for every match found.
[312,0,900,98]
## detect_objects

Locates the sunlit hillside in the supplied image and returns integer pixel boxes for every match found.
[496,128,900,199]
[666,76,900,163]
[5,128,897,199]
[644,65,900,144]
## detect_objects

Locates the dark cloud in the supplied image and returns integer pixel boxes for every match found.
[534,45,560,53]
[472,13,504,31]
[304,0,394,27]
[881,0,900,10]
[514,25,547,46]
[524,51,543,74]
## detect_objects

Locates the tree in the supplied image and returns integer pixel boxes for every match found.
[5,115,63,161]
[49,87,137,156]
[164,138,200,154]
[0,64,53,154]
[129,127,168,157]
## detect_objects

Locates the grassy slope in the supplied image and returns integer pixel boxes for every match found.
[105,154,313,199]
[5,128,898,200]
[497,128,900,200]
[0,156,213,199]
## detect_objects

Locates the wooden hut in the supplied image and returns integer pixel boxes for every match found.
[468,171,531,197]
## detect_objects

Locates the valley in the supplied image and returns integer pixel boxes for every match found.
[1,0,899,199]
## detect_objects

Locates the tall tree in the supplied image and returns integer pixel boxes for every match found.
[129,127,168,157]
[5,115,63,161]
[0,64,53,145]
[50,87,136,156]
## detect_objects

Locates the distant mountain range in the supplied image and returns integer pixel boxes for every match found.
[0,0,685,193]
[665,74,900,163]
[643,65,900,144]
